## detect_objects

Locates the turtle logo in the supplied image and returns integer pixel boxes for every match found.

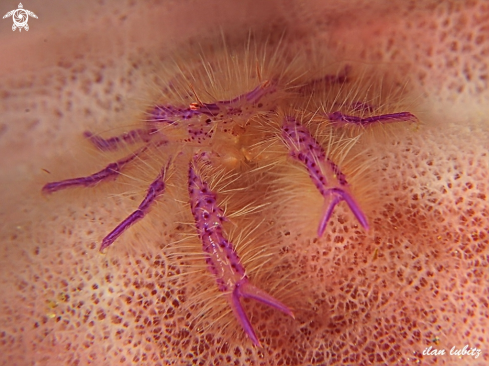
[3,3,38,32]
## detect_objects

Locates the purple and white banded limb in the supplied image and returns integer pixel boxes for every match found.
[327,110,418,127]
[42,145,149,194]
[42,142,172,251]
[84,128,156,151]
[99,158,173,251]
[281,116,369,237]
[188,152,294,347]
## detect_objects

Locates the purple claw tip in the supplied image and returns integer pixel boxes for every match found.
[231,279,294,347]
[99,240,111,252]
[318,189,368,236]
[41,184,52,194]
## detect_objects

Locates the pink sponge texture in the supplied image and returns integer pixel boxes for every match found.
[0,1,488,365]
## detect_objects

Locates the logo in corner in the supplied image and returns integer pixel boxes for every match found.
[3,3,37,32]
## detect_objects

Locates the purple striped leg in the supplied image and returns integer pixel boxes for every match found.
[328,111,417,127]
[281,116,369,236]
[99,158,172,251]
[42,146,148,194]
[188,152,294,347]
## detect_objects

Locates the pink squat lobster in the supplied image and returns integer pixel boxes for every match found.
[42,69,416,346]
[188,152,294,346]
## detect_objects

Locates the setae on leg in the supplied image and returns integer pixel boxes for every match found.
[188,152,294,347]
[281,116,369,236]
[41,145,149,194]
[100,158,172,251]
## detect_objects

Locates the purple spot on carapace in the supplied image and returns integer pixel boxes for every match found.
[148,105,202,124]
[148,81,276,125]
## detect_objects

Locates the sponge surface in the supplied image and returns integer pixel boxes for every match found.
[0,1,488,365]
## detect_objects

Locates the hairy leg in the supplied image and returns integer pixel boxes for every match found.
[1,1,488,365]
